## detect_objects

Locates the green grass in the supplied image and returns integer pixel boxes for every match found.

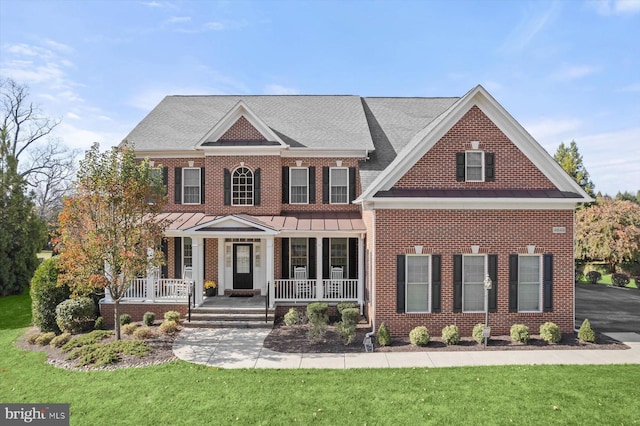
[1,293,639,425]
[579,273,639,288]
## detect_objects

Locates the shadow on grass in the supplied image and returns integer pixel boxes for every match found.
[0,291,32,330]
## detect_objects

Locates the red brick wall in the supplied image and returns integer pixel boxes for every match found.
[219,116,266,141]
[374,209,575,337]
[394,106,556,190]
[99,302,188,327]
[204,238,218,282]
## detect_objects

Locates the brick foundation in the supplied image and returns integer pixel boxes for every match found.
[99,302,188,327]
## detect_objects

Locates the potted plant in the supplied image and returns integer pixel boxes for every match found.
[204,280,217,297]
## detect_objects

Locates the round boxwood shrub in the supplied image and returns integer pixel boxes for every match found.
[441,325,461,345]
[164,311,180,322]
[611,273,630,287]
[94,317,105,330]
[35,331,56,346]
[30,257,70,333]
[336,302,357,315]
[50,332,71,348]
[119,313,132,326]
[539,322,561,344]
[510,324,530,344]
[55,297,96,334]
[143,312,155,326]
[409,326,430,346]
[472,323,488,344]
[586,270,602,284]
[578,318,596,343]
[160,320,179,334]
[284,308,302,326]
[133,326,155,340]
[122,323,138,335]
[377,322,392,346]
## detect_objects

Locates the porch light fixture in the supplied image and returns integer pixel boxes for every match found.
[483,274,492,348]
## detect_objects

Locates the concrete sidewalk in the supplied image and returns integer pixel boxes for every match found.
[173,328,640,369]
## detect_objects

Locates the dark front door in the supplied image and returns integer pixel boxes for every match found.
[233,244,253,289]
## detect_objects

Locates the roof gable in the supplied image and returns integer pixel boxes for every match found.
[187,215,278,235]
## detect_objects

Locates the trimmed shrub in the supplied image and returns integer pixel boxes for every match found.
[122,323,138,335]
[94,317,105,330]
[159,320,179,334]
[586,270,602,284]
[283,308,302,326]
[472,323,487,344]
[119,313,132,326]
[35,332,56,346]
[143,312,155,326]
[61,330,113,352]
[336,307,359,344]
[164,311,180,322]
[578,319,596,343]
[50,332,72,348]
[539,322,561,344]
[30,257,70,333]
[133,326,155,340]
[510,324,530,344]
[336,302,357,315]
[441,325,461,345]
[611,273,630,287]
[306,302,328,342]
[377,322,392,346]
[55,297,96,334]
[27,333,41,345]
[409,326,430,346]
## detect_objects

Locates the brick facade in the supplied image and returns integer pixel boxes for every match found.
[99,302,188,327]
[219,116,266,141]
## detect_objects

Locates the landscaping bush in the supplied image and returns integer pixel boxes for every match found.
[35,331,56,346]
[94,317,105,330]
[578,319,596,343]
[50,332,72,348]
[306,302,328,342]
[122,323,138,335]
[472,323,487,344]
[66,340,150,367]
[55,297,96,334]
[61,330,113,352]
[377,322,392,346]
[159,320,179,334]
[586,270,602,284]
[611,273,630,287]
[336,302,357,315]
[143,312,155,326]
[441,325,461,345]
[27,333,41,345]
[510,324,530,344]
[30,257,70,333]
[119,313,132,325]
[336,307,359,345]
[409,326,430,346]
[164,311,180,322]
[539,322,561,344]
[133,326,155,340]
[283,308,302,326]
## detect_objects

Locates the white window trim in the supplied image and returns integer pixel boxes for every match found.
[231,166,254,207]
[182,167,201,205]
[289,167,309,205]
[518,254,543,313]
[329,167,349,204]
[462,254,487,313]
[183,237,193,269]
[465,150,485,182]
[405,254,431,314]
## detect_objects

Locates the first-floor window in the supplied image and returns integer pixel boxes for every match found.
[406,255,430,312]
[330,238,348,273]
[290,238,308,276]
[183,237,193,269]
[463,255,485,312]
[519,255,541,312]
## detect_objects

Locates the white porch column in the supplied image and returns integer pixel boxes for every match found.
[358,235,364,313]
[218,238,225,295]
[146,247,155,302]
[316,237,323,300]
[266,237,275,308]
[192,237,204,305]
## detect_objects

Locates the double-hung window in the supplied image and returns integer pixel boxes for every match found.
[406,255,431,313]
[290,168,309,204]
[329,168,348,204]
[465,151,484,182]
[463,255,485,312]
[518,255,542,312]
[232,167,253,206]
[330,238,348,272]
[183,237,193,269]
[290,238,308,276]
[182,168,201,204]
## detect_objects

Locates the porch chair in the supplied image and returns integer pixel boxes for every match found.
[294,266,312,298]
[328,266,344,298]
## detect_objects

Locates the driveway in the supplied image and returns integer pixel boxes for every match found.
[576,284,640,333]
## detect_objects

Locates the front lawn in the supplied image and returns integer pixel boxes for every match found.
[1,292,639,425]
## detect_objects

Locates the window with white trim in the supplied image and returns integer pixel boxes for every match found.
[232,167,253,206]
[329,168,348,204]
[463,255,486,312]
[290,238,308,276]
[330,238,348,272]
[406,255,431,313]
[290,168,309,204]
[183,237,193,269]
[465,151,484,182]
[182,168,201,204]
[518,255,542,312]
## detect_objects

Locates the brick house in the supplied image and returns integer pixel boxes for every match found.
[100,85,591,335]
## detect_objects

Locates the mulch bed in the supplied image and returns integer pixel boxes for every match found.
[263,323,629,353]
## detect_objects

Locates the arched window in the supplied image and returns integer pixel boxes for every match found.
[232,167,253,205]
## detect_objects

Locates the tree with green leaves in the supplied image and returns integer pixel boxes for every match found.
[615,190,640,205]
[56,143,168,339]
[554,140,595,198]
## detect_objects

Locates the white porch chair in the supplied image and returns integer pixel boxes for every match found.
[328,266,344,298]
[294,266,311,298]
[174,266,192,297]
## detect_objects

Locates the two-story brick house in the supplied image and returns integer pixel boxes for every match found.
[100,85,591,336]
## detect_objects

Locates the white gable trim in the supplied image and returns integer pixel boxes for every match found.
[186,215,278,235]
[362,197,579,211]
[196,101,288,148]
[355,85,592,204]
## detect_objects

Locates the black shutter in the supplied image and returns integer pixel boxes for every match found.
[254,168,261,205]
[282,167,289,204]
[348,238,358,279]
[202,239,207,281]
[456,153,465,182]
[485,153,495,182]
[488,254,498,313]
[281,238,289,279]
[322,167,329,204]
[174,167,182,204]
[543,254,553,312]
[431,254,441,313]
[200,167,205,204]
[322,238,330,279]
[453,254,462,312]
[174,237,182,278]
[160,238,168,278]
[309,166,316,204]
[308,238,316,279]
[349,167,356,202]
[162,167,169,195]
[223,169,231,206]
[396,254,406,314]
[509,254,519,313]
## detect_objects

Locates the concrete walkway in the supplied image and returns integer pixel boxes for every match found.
[173,328,640,369]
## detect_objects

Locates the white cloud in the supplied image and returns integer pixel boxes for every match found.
[552,65,599,81]
[524,117,582,144]
[501,2,559,52]
[263,84,299,95]
[590,0,640,15]
[66,112,80,120]
[167,16,191,24]
[44,39,74,53]
[203,21,225,30]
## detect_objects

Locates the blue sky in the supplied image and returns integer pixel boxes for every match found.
[1,0,638,195]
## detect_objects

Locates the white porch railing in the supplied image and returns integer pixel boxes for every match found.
[122,278,189,302]
[273,279,358,302]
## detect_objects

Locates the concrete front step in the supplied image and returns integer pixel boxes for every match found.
[189,313,275,322]
[183,320,274,329]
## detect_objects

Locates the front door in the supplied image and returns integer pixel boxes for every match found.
[233,244,253,289]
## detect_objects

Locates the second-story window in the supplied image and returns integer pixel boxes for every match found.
[290,168,309,204]
[465,151,484,182]
[183,168,201,204]
[232,167,253,206]
[330,168,348,204]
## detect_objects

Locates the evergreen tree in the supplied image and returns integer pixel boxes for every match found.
[554,140,595,198]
